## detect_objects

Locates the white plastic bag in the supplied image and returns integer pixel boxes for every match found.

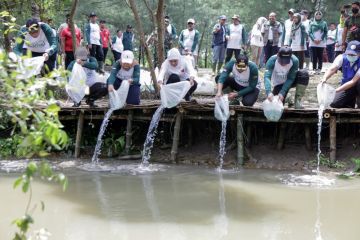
[109,80,130,110]
[194,75,216,95]
[262,95,284,122]
[317,83,336,108]
[65,63,87,103]
[214,95,230,121]
[17,56,45,79]
[160,81,191,108]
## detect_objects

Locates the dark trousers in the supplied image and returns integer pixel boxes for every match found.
[293,51,305,69]
[103,47,108,61]
[264,41,279,63]
[326,43,335,63]
[272,69,309,99]
[215,76,259,106]
[225,48,241,63]
[112,50,122,62]
[330,80,360,108]
[25,50,57,72]
[304,42,310,58]
[311,47,324,70]
[89,44,104,62]
[65,51,75,69]
[88,82,108,102]
[166,74,198,101]
[112,77,141,105]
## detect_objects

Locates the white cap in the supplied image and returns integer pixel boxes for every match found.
[187,18,195,24]
[121,50,134,64]
[167,48,181,61]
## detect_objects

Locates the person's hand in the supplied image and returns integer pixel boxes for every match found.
[43,53,49,61]
[267,93,274,102]
[315,40,321,45]
[88,44,92,50]
[215,92,222,98]
[128,79,133,84]
[278,94,284,102]
[228,92,238,100]
[320,77,327,84]
[342,44,346,51]
[76,59,82,65]
[189,77,195,86]
[108,84,115,92]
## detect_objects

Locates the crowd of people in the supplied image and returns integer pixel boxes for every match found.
[12,2,360,109]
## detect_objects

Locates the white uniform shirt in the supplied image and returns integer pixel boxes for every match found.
[181,29,198,54]
[271,60,293,86]
[284,19,293,46]
[290,27,306,51]
[116,67,134,80]
[90,23,101,45]
[113,36,124,53]
[326,29,336,45]
[309,30,326,48]
[227,24,243,49]
[335,25,344,52]
[24,27,51,53]
[158,57,196,84]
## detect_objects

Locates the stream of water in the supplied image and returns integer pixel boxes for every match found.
[217,121,227,170]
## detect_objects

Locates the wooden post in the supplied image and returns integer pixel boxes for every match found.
[237,114,244,165]
[171,112,182,163]
[187,122,193,147]
[330,115,337,162]
[75,111,84,158]
[246,124,252,148]
[125,110,134,155]
[305,125,312,151]
[277,123,287,150]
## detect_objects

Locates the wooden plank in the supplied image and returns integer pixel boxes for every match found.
[237,114,244,165]
[170,112,182,163]
[74,111,84,158]
[277,123,287,150]
[330,116,337,162]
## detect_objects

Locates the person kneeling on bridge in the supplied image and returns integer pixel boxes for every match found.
[215,54,260,106]
[157,48,198,101]
[322,40,360,108]
[264,46,309,109]
[107,50,141,105]
[68,47,108,107]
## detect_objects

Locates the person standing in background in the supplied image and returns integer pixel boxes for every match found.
[335,12,347,57]
[178,18,200,67]
[342,2,360,49]
[212,15,228,76]
[164,15,177,55]
[284,9,295,46]
[309,11,327,74]
[289,13,307,69]
[225,15,247,63]
[123,25,134,51]
[60,18,81,69]
[262,12,282,63]
[301,10,311,69]
[85,12,104,73]
[326,23,337,63]
[250,17,267,67]
[112,30,124,62]
[100,20,111,69]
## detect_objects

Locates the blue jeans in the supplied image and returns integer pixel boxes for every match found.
[212,44,226,64]
[326,43,335,63]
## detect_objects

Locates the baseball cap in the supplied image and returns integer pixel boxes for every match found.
[89,12,97,17]
[127,24,133,29]
[300,10,309,15]
[75,47,88,61]
[278,47,292,65]
[231,15,240,20]
[235,54,249,71]
[219,15,227,20]
[121,50,134,64]
[345,40,360,55]
[187,18,195,24]
[288,8,296,14]
[167,48,181,61]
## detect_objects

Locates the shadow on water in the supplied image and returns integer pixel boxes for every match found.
[47,167,291,225]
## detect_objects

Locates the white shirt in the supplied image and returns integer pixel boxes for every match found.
[116,67,134,80]
[113,36,124,53]
[83,67,97,87]
[271,60,293,86]
[181,29,198,54]
[158,57,196,84]
[227,24,243,49]
[302,19,310,34]
[24,27,51,53]
[90,23,101,45]
[332,54,360,76]
[250,25,264,47]
[290,27,306,51]
[284,19,293,46]
[309,30,326,48]
[335,25,344,51]
[326,29,337,45]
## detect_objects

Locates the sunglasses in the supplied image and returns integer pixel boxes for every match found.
[236,62,247,70]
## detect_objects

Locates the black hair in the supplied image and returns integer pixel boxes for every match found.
[352,2,360,7]
[236,54,249,65]
[26,18,39,28]
[117,29,122,33]
[100,20,106,24]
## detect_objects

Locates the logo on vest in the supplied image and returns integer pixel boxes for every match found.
[30,40,46,49]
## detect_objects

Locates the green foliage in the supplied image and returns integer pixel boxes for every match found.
[12,161,68,240]
[104,133,126,157]
[310,154,345,169]
[352,158,360,172]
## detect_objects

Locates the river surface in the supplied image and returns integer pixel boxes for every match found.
[0,160,359,240]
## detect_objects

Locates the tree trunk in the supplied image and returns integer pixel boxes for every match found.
[69,0,79,54]
[31,0,40,20]
[127,0,159,94]
[155,0,165,67]
[197,20,208,63]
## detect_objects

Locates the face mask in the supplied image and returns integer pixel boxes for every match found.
[347,55,359,63]
[352,8,359,14]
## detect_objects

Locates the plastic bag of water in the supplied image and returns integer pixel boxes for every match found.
[262,95,284,122]
[17,56,45,79]
[109,80,130,110]
[317,83,336,108]
[65,63,87,103]
[214,95,230,121]
[160,81,191,108]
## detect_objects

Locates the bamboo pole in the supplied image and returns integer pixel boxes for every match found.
[305,125,312,151]
[330,115,337,162]
[246,124,252,148]
[74,111,84,158]
[125,110,134,155]
[170,112,182,163]
[237,114,244,165]
[277,123,287,150]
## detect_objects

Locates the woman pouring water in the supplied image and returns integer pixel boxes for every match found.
[107,50,141,105]
[157,48,198,101]
[321,40,360,108]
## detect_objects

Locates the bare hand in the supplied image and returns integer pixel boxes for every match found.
[228,92,238,100]
[76,59,83,65]
[215,92,222,98]
[278,94,284,102]
[43,53,49,61]
[267,93,274,102]
[189,78,195,86]
[128,79,133,84]
[88,44,92,50]
[108,84,115,92]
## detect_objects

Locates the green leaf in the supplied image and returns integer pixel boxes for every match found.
[46,104,60,114]
[26,162,38,176]
[13,177,23,189]
[38,150,49,157]
[22,179,29,193]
